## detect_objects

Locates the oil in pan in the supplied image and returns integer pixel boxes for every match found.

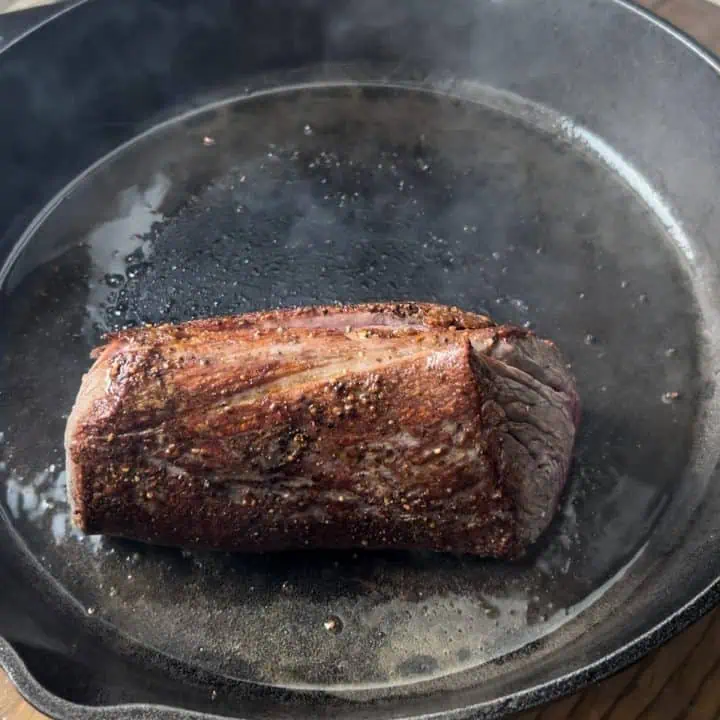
[0,80,698,693]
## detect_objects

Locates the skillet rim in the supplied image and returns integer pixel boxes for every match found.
[0,0,719,717]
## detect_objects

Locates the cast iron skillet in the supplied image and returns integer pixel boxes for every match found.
[1,0,720,718]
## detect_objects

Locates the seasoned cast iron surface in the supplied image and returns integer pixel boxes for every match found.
[0,85,699,694]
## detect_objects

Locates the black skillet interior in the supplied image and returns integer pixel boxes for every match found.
[1,1,720,718]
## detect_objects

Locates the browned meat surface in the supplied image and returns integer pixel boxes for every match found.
[64,302,580,558]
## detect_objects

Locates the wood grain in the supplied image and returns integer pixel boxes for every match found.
[521,611,720,720]
[656,0,720,52]
[0,672,41,720]
[1,0,720,719]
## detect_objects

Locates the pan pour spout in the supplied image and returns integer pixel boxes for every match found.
[64,303,579,558]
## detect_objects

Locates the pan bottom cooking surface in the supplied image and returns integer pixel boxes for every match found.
[0,82,705,694]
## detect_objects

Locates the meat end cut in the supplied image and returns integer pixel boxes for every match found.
[64,302,580,559]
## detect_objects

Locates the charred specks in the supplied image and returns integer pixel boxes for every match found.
[67,303,577,558]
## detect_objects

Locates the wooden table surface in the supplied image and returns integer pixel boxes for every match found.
[2,0,720,718]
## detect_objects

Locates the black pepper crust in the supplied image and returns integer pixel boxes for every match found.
[65,302,580,558]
